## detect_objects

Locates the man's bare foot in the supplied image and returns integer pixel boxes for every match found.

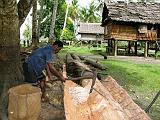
[41,95,50,103]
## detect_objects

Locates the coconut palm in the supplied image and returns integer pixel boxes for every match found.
[0,0,23,118]
[49,0,59,43]
[78,1,101,23]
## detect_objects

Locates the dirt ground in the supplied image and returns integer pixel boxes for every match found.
[108,56,160,64]
[38,81,66,120]
[86,55,160,64]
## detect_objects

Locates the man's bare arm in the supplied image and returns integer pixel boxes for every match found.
[47,63,65,82]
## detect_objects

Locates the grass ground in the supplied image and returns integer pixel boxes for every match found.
[60,45,160,120]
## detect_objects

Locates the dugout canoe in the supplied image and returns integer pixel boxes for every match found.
[64,77,151,120]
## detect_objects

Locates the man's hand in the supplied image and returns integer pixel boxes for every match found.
[60,76,66,82]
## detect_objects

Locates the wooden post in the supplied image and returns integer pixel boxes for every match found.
[114,40,118,56]
[128,41,131,54]
[135,41,137,56]
[147,42,149,56]
[144,41,148,57]
[155,41,158,58]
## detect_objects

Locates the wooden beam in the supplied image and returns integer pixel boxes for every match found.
[144,41,148,57]
[135,41,137,56]
[114,40,118,56]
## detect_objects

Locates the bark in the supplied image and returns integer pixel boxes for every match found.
[99,52,107,59]
[0,0,23,118]
[70,53,81,61]
[37,0,44,40]
[79,55,106,70]
[49,0,58,44]
[60,3,69,40]
[18,0,33,27]
[66,54,89,78]
[31,0,39,47]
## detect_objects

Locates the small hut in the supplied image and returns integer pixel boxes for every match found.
[101,1,160,57]
[78,23,104,46]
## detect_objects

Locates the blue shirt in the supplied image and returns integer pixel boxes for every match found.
[26,45,55,77]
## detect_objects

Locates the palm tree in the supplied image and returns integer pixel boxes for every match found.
[37,0,45,40]
[60,1,69,40]
[69,0,78,36]
[49,0,59,43]
[0,0,23,118]
[18,0,33,27]
[78,1,101,23]
[32,0,39,47]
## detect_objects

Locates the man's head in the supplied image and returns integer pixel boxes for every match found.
[52,41,63,53]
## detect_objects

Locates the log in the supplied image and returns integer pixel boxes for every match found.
[84,57,106,70]
[64,77,129,120]
[99,52,107,59]
[66,54,91,77]
[70,53,81,61]
[78,55,106,70]
[101,76,151,120]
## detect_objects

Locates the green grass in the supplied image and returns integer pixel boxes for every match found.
[101,59,160,92]
[101,59,160,120]
[59,45,105,57]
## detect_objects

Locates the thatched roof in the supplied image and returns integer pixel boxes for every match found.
[79,23,104,34]
[103,1,160,24]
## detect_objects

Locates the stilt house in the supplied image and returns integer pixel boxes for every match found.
[78,23,104,45]
[101,1,160,57]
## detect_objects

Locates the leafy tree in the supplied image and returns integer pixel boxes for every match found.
[49,0,59,43]
[23,24,32,41]
[39,0,66,40]
[32,0,39,47]
[68,0,79,37]
[63,18,75,40]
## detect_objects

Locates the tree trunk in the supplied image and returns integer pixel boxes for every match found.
[18,0,33,27]
[37,0,44,40]
[32,0,39,47]
[49,0,59,44]
[0,0,23,118]
[60,3,69,40]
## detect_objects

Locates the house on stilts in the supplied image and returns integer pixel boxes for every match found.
[101,1,160,57]
[78,23,104,46]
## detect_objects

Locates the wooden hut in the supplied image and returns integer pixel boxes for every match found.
[78,23,104,46]
[101,1,160,57]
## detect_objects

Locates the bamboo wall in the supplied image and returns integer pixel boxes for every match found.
[105,23,137,41]
[138,30,157,41]
[104,22,158,41]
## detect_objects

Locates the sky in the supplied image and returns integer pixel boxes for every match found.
[78,0,91,7]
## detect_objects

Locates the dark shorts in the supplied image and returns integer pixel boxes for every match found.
[22,62,45,83]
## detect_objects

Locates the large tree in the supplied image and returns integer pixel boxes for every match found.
[49,0,59,43]
[40,0,66,40]
[0,0,33,118]
[0,0,24,118]
[32,0,39,47]
[18,0,33,27]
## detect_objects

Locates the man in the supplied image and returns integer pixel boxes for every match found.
[23,41,65,102]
